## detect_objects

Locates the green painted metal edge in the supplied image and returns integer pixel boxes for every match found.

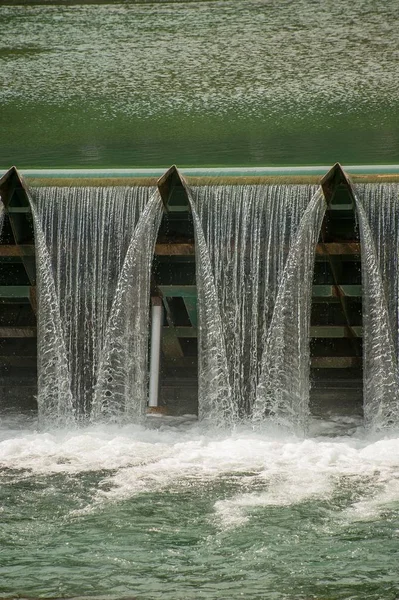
[0,285,31,298]
[15,165,399,179]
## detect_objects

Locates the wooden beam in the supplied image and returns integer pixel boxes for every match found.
[7,207,31,213]
[315,242,360,256]
[310,326,362,338]
[0,245,35,257]
[311,357,362,368]
[0,355,37,367]
[161,330,184,358]
[154,242,360,257]
[155,243,194,256]
[0,326,37,338]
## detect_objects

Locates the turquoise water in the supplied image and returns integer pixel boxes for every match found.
[1,0,399,167]
[1,414,399,599]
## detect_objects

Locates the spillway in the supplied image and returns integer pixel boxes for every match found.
[1,165,399,430]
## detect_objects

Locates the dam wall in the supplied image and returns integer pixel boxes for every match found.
[1,164,399,426]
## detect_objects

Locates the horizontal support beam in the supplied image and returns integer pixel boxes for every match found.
[0,245,35,257]
[310,326,362,338]
[0,286,34,298]
[164,326,198,338]
[0,242,361,258]
[315,243,360,256]
[7,207,31,213]
[313,285,361,297]
[0,356,37,367]
[155,242,360,257]
[311,357,362,368]
[0,326,37,338]
[159,285,197,298]
[155,243,194,256]
[328,204,354,211]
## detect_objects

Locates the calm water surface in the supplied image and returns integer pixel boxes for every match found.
[1,413,399,599]
[1,0,399,167]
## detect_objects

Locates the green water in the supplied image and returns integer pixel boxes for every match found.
[1,0,399,168]
[1,415,399,599]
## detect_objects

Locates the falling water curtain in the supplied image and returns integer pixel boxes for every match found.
[190,184,325,431]
[31,186,163,425]
[354,183,399,430]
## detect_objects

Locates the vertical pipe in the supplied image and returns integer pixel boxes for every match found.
[148,297,163,408]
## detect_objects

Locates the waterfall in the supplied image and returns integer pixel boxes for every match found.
[187,187,234,427]
[92,193,163,422]
[190,184,323,430]
[0,199,4,235]
[31,186,162,425]
[253,189,326,432]
[29,197,75,426]
[355,184,399,430]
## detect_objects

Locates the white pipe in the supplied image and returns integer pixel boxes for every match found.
[148,297,163,408]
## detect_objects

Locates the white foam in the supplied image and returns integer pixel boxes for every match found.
[1,415,399,527]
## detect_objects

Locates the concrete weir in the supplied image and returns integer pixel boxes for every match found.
[0,164,398,418]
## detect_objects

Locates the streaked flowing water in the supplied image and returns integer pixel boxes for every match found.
[355,184,399,431]
[0,199,4,236]
[253,189,326,432]
[0,198,5,242]
[2,181,399,599]
[1,0,399,166]
[32,186,162,425]
[191,185,322,431]
[92,193,163,423]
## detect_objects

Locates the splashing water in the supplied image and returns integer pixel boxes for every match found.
[186,187,233,426]
[355,184,399,430]
[1,413,399,600]
[254,189,326,433]
[190,184,321,429]
[92,192,163,423]
[32,187,161,425]
[0,198,4,236]
[28,196,75,426]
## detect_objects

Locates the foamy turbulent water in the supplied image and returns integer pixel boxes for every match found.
[1,414,399,599]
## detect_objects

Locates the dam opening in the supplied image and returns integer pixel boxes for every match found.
[1,163,399,432]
